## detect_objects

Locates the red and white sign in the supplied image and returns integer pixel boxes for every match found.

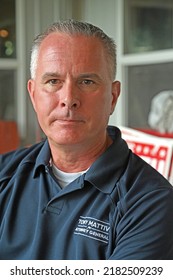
[119,126,173,184]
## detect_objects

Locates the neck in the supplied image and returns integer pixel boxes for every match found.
[49,134,112,173]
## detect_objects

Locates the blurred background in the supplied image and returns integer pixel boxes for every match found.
[0,0,173,153]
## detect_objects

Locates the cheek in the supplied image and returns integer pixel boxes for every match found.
[86,92,112,121]
[99,90,113,112]
[34,90,55,114]
[34,99,54,128]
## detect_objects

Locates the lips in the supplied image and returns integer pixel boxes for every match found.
[53,118,85,125]
[49,112,86,126]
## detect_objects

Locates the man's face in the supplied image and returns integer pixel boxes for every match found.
[28,33,120,149]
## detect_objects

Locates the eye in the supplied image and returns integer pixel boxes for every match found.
[77,77,99,93]
[80,79,95,85]
[48,79,60,85]
[43,78,63,93]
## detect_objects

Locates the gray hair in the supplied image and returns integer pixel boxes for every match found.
[30,19,117,80]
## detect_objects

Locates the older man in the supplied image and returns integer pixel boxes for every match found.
[0,19,173,260]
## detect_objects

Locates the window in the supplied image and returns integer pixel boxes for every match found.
[124,0,173,54]
[117,0,173,131]
[0,70,17,121]
[0,0,17,122]
[0,0,16,58]
[0,0,26,151]
[127,62,173,129]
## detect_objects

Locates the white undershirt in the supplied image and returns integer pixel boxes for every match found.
[52,163,88,188]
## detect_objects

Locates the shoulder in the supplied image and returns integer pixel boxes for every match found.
[0,141,45,178]
[117,151,173,213]
[126,151,172,191]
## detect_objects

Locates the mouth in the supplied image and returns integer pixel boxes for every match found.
[54,119,85,125]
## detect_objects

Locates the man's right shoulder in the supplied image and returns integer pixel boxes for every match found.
[0,141,45,177]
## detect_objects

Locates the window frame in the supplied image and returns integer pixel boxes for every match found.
[0,0,26,139]
[115,0,173,128]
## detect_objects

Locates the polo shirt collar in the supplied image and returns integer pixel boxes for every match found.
[33,140,51,177]
[85,126,129,194]
[33,126,130,194]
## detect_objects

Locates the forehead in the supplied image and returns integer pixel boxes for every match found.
[38,33,105,63]
[36,32,110,78]
[40,32,103,50]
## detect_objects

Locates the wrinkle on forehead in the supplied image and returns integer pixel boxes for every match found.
[39,32,104,60]
[36,33,111,81]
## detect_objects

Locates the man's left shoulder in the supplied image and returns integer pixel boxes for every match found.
[120,150,173,194]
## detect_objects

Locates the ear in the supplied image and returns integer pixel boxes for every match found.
[110,81,121,114]
[27,79,37,111]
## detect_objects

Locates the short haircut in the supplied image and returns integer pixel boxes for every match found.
[30,19,117,80]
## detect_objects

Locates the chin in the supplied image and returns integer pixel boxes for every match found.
[50,133,85,146]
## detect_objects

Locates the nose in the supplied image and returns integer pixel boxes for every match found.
[60,81,80,110]
[61,97,80,109]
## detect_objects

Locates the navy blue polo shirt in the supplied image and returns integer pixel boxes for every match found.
[1,126,173,260]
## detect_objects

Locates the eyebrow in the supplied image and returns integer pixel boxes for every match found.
[41,72,61,82]
[41,72,102,82]
[78,73,102,81]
